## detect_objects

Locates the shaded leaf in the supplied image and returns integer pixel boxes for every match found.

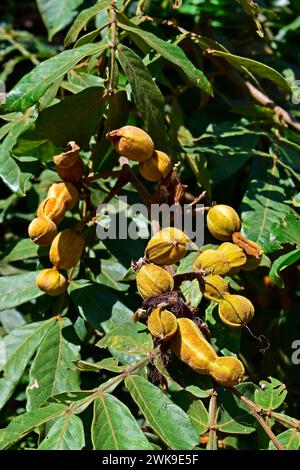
[187,400,209,435]
[125,375,198,450]
[92,393,153,449]
[0,239,47,263]
[0,320,51,410]
[37,0,84,40]
[1,43,107,112]
[269,249,300,288]
[269,428,300,450]
[26,318,80,410]
[38,414,85,450]
[0,271,42,310]
[0,404,66,449]
[65,0,111,45]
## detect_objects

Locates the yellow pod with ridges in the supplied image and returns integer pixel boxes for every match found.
[145,227,190,266]
[28,216,57,247]
[193,249,231,276]
[106,125,154,162]
[201,274,229,302]
[218,242,247,275]
[207,204,241,241]
[147,307,178,341]
[139,150,172,182]
[37,197,66,224]
[49,228,85,269]
[136,264,174,299]
[36,267,68,296]
[47,182,79,210]
[209,356,245,387]
[218,294,254,327]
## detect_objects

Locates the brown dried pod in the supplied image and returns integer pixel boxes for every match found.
[232,232,263,259]
[28,216,57,246]
[106,125,154,162]
[218,294,255,328]
[56,159,85,183]
[53,141,80,169]
[147,307,178,341]
[139,150,172,182]
[37,197,66,224]
[49,228,85,269]
[207,204,241,241]
[36,267,68,296]
[136,264,174,299]
[145,227,190,266]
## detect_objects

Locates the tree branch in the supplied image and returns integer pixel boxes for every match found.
[208,388,218,450]
[108,0,117,95]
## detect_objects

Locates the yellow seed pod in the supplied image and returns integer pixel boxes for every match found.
[106,125,154,162]
[170,318,244,387]
[139,150,172,182]
[201,274,229,302]
[193,249,231,276]
[36,267,68,296]
[218,242,247,275]
[147,307,178,341]
[145,227,190,266]
[207,204,241,241]
[210,356,245,387]
[37,197,66,224]
[136,264,174,299]
[241,254,262,271]
[47,182,79,210]
[28,216,57,246]
[218,294,254,328]
[170,317,217,374]
[49,229,85,269]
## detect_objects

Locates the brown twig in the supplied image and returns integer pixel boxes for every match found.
[231,388,285,450]
[108,0,117,95]
[208,388,218,450]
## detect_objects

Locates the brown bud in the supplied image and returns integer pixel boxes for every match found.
[106,125,154,162]
[207,204,241,241]
[49,228,85,269]
[28,217,57,246]
[201,274,229,302]
[145,227,190,266]
[193,249,231,276]
[56,159,85,183]
[136,264,174,299]
[139,150,172,182]
[37,197,66,224]
[36,267,68,296]
[147,307,178,341]
[210,356,245,387]
[47,182,79,210]
[217,242,247,275]
[218,294,254,328]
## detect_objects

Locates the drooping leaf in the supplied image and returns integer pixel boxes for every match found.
[38,414,85,450]
[241,164,293,253]
[0,319,52,410]
[117,16,213,96]
[269,249,300,288]
[0,117,33,193]
[125,374,199,450]
[254,377,287,410]
[208,50,290,93]
[0,404,66,449]
[37,0,85,40]
[0,271,43,310]
[26,318,80,410]
[117,44,167,149]
[64,0,111,45]
[15,87,106,157]
[1,43,107,112]
[92,393,153,450]
[236,0,264,37]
